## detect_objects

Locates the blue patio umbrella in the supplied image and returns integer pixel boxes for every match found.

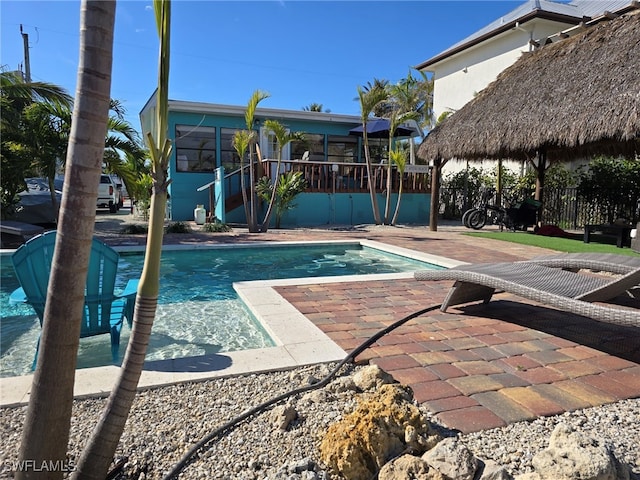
[348,118,419,139]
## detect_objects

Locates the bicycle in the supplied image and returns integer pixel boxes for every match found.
[461,189,505,229]
[462,189,540,231]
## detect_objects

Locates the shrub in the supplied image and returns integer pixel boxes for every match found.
[202,221,231,233]
[165,221,191,234]
[577,156,640,223]
[120,224,148,234]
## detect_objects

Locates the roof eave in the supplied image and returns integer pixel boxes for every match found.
[415,11,584,71]
[166,99,362,124]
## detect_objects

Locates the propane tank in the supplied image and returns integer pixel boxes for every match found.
[194,204,206,225]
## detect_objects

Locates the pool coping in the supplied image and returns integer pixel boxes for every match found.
[0,240,462,407]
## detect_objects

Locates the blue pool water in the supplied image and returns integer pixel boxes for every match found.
[1,243,437,377]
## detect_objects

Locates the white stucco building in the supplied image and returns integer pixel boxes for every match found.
[416,0,638,175]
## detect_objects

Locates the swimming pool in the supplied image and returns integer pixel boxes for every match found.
[0,242,441,377]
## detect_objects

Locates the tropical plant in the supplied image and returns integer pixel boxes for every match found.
[259,119,304,232]
[244,90,270,232]
[1,68,146,220]
[129,171,153,215]
[12,101,69,214]
[577,156,640,224]
[357,84,388,225]
[389,70,433,164]
[360,78,391,117]
[202,220,232,232]
[302,103,330,113]
[390,147,408,226]
[165,221,191,233]
[73,1,172,477]
[16,1,116,477]
[232,128,254,226]
[0,70,73,218]
[258,170,307,228]
[384,109,420,224]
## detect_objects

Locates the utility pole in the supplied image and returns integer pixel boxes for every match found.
[20,24,31,82]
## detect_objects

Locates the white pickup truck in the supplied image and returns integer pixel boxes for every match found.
[97,174,123,213]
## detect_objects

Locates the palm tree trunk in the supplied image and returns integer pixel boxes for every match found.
[391,182,403,225]
[73,193,166,479]
[74,1,171,476]
[260,157,281,232]
[383,138,393,224]
[248,145,259,232]
[363,131,382,225]
[429,158,441,231]
[17,2,115,478]
[240,157,251,224]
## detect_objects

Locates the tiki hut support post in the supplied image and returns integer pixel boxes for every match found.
[496,158,503,208]
[429,157,443,231]
[533,148,547,225]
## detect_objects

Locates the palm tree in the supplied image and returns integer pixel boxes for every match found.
[73,1,172,477]
[242,90,270,232]
[390,147,408,226]
[17,1,116,477]
[273,171,306,228]
[302,103,330,113]
[19,101,69,213]
[361,78,391,117]
[0,70,72,218]
[259,119,304,232]
[103,114,148,197]
[357,84,388,225]
[383,110,420,224]
[390,70,433,164]
[233,128,254,224]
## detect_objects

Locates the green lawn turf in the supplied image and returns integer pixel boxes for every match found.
[464,231,640,256]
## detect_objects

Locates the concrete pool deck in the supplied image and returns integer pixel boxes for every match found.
[2,214,639,434]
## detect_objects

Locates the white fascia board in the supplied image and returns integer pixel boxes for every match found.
[167,99,362,124]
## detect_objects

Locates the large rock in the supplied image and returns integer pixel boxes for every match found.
[516,423,631,480]
[352,364,396,391]
[480,460,515,480]
[270,403,297,430]
[319,383,440,480]
[422,437,479,480]
[378,454,441,480]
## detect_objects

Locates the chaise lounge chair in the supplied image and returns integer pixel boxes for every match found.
[523,252,640,275]
[414,262,640,327]
[9,231,139,367]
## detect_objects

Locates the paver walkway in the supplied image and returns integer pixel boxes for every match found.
[98,217,640,434]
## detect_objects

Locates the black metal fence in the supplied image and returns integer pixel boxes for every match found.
[440,187,638,229]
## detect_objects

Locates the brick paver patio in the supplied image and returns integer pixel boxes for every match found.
[96,219,640,434]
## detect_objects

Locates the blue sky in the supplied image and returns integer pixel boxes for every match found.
[1,1,522,130]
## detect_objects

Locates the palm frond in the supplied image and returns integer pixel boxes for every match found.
[245,90,270,130]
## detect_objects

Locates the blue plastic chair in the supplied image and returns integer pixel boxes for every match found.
[9,231,138,367]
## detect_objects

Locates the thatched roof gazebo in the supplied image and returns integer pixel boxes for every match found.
[419,10,640,229]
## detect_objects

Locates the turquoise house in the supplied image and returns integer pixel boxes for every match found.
[139,94,431,226]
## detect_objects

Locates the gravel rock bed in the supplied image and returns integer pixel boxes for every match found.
[1,363,639,479]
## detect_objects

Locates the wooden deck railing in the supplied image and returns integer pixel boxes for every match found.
[261,159,431,194]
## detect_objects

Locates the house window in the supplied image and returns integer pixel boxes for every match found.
[259,127,292,160]
[266,132,279,159]
[220,128,243,172]
[291,133,325,161]
[362,140,388,165]
[327,135,358,163]
[175,125,216,172]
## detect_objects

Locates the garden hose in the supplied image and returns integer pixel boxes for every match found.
[160,303,443,480]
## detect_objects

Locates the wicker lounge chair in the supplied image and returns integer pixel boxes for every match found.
[414,262,640,327]
[524,253,640,275]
